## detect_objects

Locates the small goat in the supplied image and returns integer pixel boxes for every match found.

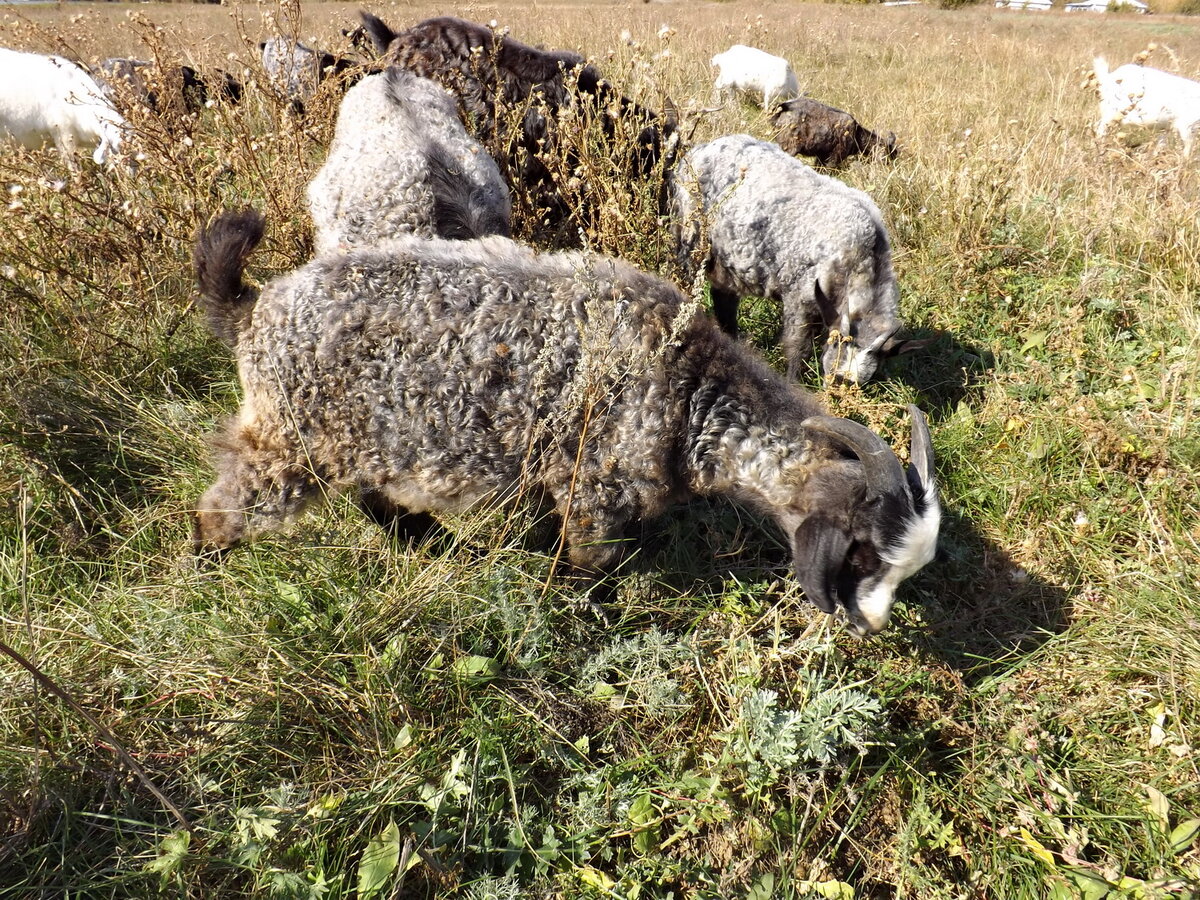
[772,97,898,167]
[306,68,511,252]
[97,58,243,116]
[673,135,925,385]
[192,210,940,635]
[260,37,360,107]
[358,11,674,227]
[1092,56,1200,157]
[0,48,126,167]
[711,44,800,110]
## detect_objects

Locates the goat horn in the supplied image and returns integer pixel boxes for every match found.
[805,416,908,500]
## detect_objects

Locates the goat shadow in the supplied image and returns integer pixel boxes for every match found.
[879,329,996,413]
[0,373,173,555]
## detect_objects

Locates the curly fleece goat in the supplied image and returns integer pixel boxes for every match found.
[306,68,511,252]
[193,211,939,635]
[673,134,924,385]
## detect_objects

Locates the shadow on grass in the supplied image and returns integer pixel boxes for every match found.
[882,329,997,414]
[910,505,1070,680]
[0,376,172,553]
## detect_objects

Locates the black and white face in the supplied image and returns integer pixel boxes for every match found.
[790,407,941,635]
[789,488,940,636]
[837,489,941,636]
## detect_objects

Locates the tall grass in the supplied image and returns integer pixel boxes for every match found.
[1,2,1199,898]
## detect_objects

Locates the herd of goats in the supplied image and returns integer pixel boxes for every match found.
[4,9,1193,636]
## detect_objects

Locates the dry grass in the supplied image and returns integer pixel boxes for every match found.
[1,1,1199,898]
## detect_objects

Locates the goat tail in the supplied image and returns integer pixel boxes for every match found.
[426,143,512,240]
[193,208,266,349]
[1093,56,1110,80]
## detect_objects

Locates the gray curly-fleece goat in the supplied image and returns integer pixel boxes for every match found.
[306,68,511,252]
[192,209,940,635]
[673,134,925,385]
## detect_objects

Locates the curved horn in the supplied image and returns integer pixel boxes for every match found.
[805,416,908,499]
[906,405,936,498]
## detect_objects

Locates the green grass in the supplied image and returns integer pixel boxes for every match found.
[2,1,1200,897]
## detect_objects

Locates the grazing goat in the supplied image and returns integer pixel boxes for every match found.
[673,135,925,385]
[358,11,675,228]
[306,68,511,252]
[192,209,940,636]
[711,44,800,110]
[1092,56,1200,157]
[772,97,898,166]
[260,37,360,107]
[0,48,126,167]
[97,58,243,115]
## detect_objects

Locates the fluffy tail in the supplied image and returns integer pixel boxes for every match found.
[1093,56,1110,81]
[425,143,512,240]
[193,209,266,348]
[359,10,398,56]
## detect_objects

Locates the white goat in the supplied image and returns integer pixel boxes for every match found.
[711,45,800,110]
[1093,56,1200,157]
[0,48,126,167]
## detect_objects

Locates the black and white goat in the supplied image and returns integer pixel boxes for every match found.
[191,210,940,635]
[96,58,243,116]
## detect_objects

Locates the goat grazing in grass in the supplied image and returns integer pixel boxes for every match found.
[192,209,939,635]
[0,48,126,167]
[1092,55,1200,157]
[673,134,928,385]
[260,37,361,109]
[96,58,243,116]
[711,44,800,110]
[772,97,898,167]
[306,68,511,252]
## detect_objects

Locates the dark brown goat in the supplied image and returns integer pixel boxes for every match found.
[358,11,675,233]
[771,97,897,166]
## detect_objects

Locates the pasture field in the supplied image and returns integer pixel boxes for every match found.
[2,0,1199,897]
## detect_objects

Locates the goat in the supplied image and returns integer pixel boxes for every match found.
[771,97,898,167]
[672,134,927,385]
[711,44,800,110]
[357,11,675,230]
[1092,56,1200,157]
[0,48,126,167]
[259,37,361,108]
[96,58,243,116]
[191,209,940,636]
[306,68,511,253]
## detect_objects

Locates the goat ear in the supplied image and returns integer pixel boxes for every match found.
[906,405,936,498]
[881,333,939,358]
[792,517,852,614]
[661,95,679,130]
[813,276,838,328]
